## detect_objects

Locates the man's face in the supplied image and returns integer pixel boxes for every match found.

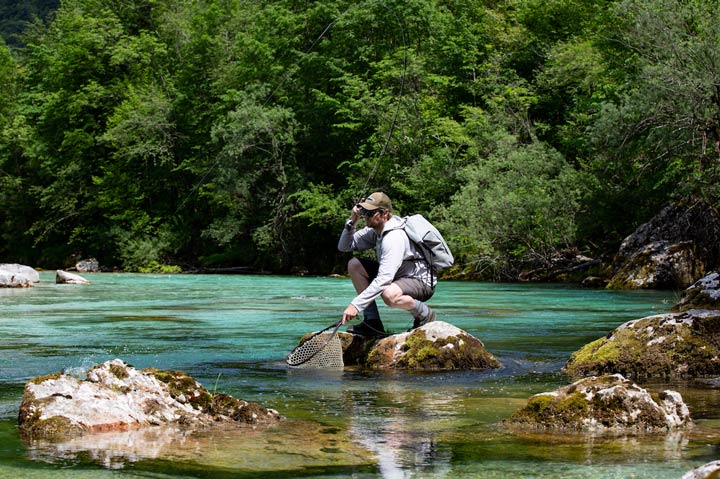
[360,207,384,228]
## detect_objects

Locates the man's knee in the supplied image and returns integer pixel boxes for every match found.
[381,284,403,307]
[347,257,363,274]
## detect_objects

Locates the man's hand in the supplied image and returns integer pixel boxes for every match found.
[350,203,361,223]
[341,304,358,325]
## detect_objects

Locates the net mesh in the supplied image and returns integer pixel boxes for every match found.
[286,331,344,369]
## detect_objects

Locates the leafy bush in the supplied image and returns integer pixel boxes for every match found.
[437,129,591,279]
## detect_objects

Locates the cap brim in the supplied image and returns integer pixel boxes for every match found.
[358,201,380,210]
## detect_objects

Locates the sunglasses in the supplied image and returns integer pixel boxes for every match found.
[359,207,379,217]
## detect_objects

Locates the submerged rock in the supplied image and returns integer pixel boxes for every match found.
[18,359,281,440]
[25,416,371,472]
[505,374,691,433]
[56,270,91,284]
[366,321,500,370]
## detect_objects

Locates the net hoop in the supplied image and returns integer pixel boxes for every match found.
[286,321,344,369]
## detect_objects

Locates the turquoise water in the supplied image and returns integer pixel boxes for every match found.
[1,272,718,478]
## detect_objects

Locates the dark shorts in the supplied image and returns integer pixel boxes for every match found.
[358,258,434,302]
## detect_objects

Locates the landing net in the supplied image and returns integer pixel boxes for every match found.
[286,326,344,369]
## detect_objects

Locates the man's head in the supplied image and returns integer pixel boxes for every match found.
[357,192,392,227]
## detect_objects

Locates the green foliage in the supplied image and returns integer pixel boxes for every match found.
[436,109,592,279]
[1,0,716,279]
[0,0,58,48]
[114,223,180,273]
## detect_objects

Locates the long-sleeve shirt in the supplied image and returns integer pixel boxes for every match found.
[338,215,432,312]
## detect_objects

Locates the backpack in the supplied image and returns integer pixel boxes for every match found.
[399,214,454,272]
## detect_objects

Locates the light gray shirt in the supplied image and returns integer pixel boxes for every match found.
[338,215,433,312]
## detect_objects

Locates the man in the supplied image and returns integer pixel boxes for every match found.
[338,192,437,336]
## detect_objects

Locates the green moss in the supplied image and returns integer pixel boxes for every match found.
[393,330,500,370]
[565,336,621,373]
[511,391,589,428]
[21,415,84,439]
[108,363,129,380]
[558,392,590,414]
[566,313,720,379]
[524,394,554,416]
[145,368,213,411]
[29,373,63,385]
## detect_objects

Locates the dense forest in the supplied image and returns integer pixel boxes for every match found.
[0,0,718,278]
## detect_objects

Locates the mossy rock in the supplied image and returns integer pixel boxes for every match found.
[19,359,281,440]
[145,368,214,411]
[607,240,703,290]
[565,310,720,379]
[366,321,501,371]
[506,374,691,433]
[673,272,720,312]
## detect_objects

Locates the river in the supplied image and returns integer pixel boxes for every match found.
[1,272,718,478]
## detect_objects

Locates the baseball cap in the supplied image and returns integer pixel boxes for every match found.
[358,192,392,211]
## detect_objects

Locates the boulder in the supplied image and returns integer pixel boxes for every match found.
[673,271,720,312]
[0,269,33,288]
[682,460,720,479]
[607,240,703,289]
[505,374,691,433]
[75,258,100,273]
[564,309,720,379]
[607,197,720,289]
[566,272,720,379]
[291,321,501,371]
[0,263,39,285]
[18,359,281,440]
[365,321,501,370]
[56,270,91,284]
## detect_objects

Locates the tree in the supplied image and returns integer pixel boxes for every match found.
[589,0,720,206]
[436,107,591,279]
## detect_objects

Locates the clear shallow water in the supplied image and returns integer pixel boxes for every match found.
[1,272,718,478]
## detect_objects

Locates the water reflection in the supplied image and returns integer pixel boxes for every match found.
[24,426,195,469]
[24,419,374,474]
[345,384,456,478]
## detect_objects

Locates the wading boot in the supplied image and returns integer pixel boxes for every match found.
[348,301,385,337]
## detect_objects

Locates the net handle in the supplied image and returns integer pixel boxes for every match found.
[286,320,343,367]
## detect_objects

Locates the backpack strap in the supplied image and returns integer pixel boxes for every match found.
[383,217,436,288]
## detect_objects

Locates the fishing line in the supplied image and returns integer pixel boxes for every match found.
[357,9,409,200]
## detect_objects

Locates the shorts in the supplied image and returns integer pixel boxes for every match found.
[357,258,434,302]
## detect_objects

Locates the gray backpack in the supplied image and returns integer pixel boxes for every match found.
[400,214,454,272]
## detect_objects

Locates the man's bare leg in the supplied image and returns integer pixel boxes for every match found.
[382,283,436,329]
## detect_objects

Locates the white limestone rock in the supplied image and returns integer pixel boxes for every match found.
[18,359,281,439]
[56,270,91,284]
